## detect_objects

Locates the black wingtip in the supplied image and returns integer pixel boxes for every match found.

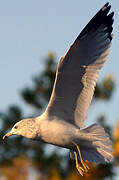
[102,4,111,15]
[77,3,114,41]
[102,2,110,9]
[104,2,109,7]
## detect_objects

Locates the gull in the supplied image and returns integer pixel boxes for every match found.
[3,3,114,176]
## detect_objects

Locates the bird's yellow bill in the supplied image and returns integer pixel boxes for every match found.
[3,131,13,140]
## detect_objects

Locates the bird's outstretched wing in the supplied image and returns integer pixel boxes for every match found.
[45,3,114,128]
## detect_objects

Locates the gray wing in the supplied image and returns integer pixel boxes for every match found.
[45,3,114,128]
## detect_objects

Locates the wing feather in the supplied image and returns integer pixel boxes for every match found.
[45,3,114,128]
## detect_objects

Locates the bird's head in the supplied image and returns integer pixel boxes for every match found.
[3,118,39,140]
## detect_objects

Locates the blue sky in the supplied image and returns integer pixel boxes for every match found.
[0,0,119,128]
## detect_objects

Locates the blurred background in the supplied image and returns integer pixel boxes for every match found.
[0,0,119,179]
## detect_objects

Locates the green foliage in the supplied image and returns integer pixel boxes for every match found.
[94,74,115,100]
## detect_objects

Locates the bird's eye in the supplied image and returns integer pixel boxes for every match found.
[14,126,18,129]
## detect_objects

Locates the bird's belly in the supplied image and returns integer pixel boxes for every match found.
[42,133,73,149]
[38,120,77,149]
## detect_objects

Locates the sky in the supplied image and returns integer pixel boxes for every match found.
[0,0,119,124]
[0,0,119,179]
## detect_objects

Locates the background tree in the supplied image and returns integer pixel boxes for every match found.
[0,52,117,180]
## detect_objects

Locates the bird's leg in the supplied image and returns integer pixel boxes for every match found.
[73,143,90,175]
[76,144,90,172]
[74,151,84,176]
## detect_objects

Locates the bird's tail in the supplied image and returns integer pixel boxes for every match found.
[70,123,113,163]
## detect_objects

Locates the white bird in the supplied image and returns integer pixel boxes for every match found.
[3,3,114,176]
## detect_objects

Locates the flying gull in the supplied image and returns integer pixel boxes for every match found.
[3,3,114,176]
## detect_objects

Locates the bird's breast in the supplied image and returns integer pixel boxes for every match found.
[38,118,78,149]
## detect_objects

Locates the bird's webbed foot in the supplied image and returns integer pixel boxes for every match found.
[73,143,90,176]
